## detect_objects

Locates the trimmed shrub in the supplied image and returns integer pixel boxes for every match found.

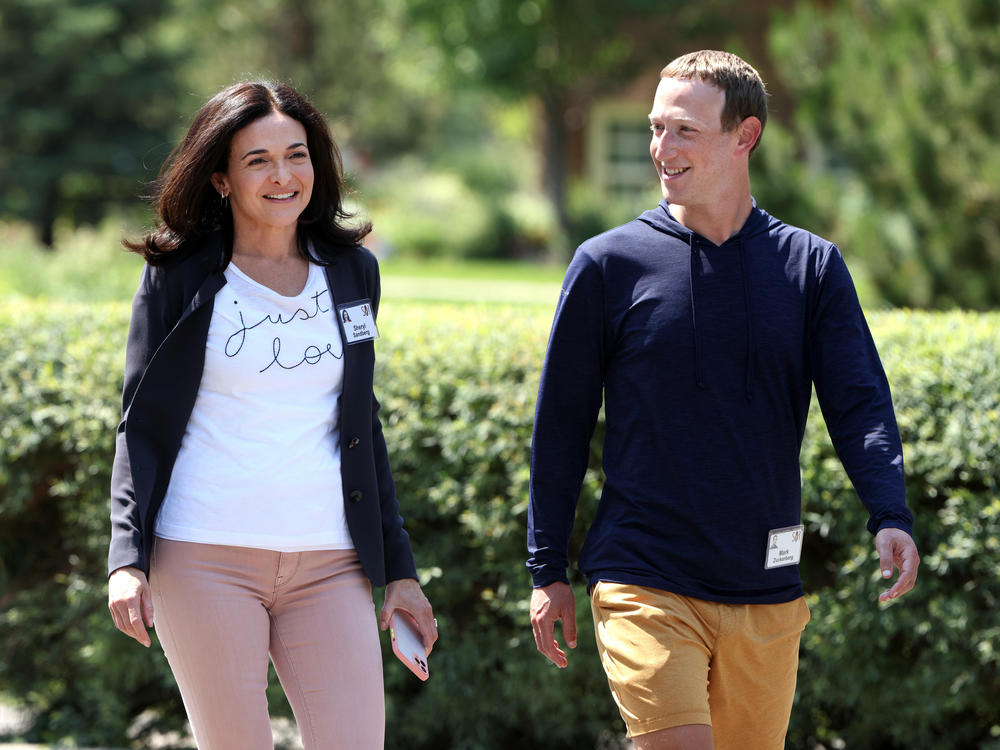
[1,300,998,749]
[0,301,184,746]
[791,311,1000,749]
[365,162,500,260]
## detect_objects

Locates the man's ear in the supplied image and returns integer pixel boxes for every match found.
[735,116,763,155]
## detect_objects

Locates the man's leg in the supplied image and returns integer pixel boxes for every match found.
[590,582,717,743]
[633,724,713,750]
[708,597,810,750]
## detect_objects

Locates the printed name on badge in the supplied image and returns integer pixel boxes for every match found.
[337,299,379,344]
[765,524,805,569]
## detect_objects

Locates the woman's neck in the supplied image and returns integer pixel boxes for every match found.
[231,226,300,261]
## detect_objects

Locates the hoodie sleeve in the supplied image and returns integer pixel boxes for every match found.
[809,245,913,537]
[527,250,607,587]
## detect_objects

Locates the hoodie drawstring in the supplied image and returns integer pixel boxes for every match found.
[689,233,756,402]
[737,238,755,402]
[688,234,707,390]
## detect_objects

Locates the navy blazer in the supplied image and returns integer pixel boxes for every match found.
[108,236,418,587]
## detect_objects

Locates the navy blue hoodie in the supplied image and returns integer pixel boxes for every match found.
[527,201,913,604]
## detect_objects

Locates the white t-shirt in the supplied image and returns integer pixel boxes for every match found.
[155,260,353,552]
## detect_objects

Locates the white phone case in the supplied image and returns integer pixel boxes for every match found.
[390,611,429,681]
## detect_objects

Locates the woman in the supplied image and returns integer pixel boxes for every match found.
[107,80,436,750]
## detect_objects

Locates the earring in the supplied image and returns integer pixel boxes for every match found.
[220,191,229,209]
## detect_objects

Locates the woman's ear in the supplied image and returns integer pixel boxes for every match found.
[210,173,228,196]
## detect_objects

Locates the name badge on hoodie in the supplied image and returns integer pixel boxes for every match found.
[765,524,804,569]
[337,299,379,344]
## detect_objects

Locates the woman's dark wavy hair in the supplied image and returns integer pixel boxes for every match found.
[124,80,370,266]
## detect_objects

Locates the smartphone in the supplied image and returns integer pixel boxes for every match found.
[389,611,429,681]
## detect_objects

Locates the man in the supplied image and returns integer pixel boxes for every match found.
[527,50,919,750]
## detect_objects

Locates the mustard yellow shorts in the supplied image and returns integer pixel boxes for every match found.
[590,582,810,747]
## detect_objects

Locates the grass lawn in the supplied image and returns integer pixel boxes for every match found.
[0,221,566,308]
[381,258,562,306]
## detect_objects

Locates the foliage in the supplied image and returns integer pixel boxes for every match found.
[0,0,184,245]
[375,304,615,749]
[791,311,1000,749]
[401,0,687,246]
[177,0,565,261]
[164,0,449,159]
[403,0,665,95]
[0,219,564,306]
[361,92,562,261]
[7,1,998,296]
[363,157,524,261]
[0,219,144,303]
[1,299,998,748]
[0,302,184,746]
[768,0,1000,309]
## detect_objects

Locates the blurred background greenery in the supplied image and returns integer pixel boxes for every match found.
[2,1,999,749]
[1,0,997,309]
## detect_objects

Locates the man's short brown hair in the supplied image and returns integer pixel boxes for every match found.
[661,50,768,151]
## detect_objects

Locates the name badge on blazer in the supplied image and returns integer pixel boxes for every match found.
[337,299,379,344]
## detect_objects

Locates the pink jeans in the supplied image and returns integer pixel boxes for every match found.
[150,538,384,750]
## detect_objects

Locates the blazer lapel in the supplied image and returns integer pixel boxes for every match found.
[178,272,226,326]
[324,259,358,383]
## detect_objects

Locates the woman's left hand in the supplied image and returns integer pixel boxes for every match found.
[381,578,438,654]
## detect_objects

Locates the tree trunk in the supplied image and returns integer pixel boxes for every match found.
[540,89,572,256]
[37,181,58,248]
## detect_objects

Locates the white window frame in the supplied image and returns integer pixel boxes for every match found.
[587,99,659,206]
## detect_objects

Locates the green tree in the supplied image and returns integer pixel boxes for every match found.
[769,0,1000,309]
[165,0,552,260]
[402,0,733,250]
[0,0,185,245]
[165,0,449,158]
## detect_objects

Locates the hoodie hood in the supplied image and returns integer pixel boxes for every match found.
[636,200,780,402]
[636,198,779,242]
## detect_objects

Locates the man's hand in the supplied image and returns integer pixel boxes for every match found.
[875,527,920,603]
[530,582,577,668]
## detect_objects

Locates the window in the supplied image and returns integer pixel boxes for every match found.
[587,100,659,210]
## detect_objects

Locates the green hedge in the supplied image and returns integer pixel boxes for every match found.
[1,301,998,749]
[793,312,1000,749]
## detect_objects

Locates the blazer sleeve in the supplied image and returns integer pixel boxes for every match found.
[368,258,419,583]
[108,264,177,576]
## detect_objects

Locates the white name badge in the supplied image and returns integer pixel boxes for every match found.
[765,524,805,569]
[337,299,379,344]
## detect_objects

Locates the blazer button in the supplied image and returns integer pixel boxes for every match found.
[347,437,360,449]
[349,490,363,503]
